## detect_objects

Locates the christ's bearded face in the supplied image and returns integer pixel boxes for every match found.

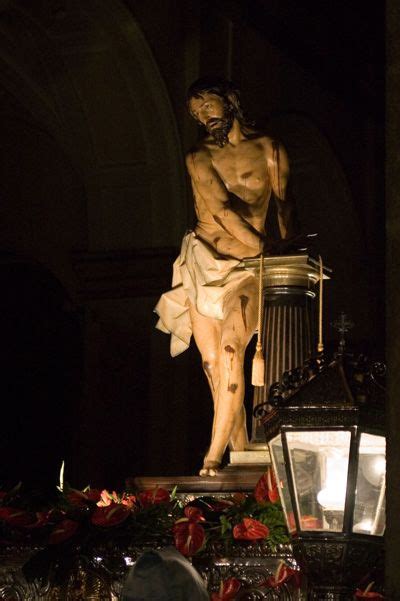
[205,110,234,147]
[189,92,234,147]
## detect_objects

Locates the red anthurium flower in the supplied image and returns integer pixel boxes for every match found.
[254,467,280,504]
[97,489,119,507]
[211,577,241,600]
[233,517,270,540]
[0,507,35,527]
[173,519,205,556]
[183,506,205,522]
[91,502,131,527]
[68,488,102,507]
[265,561,301,589]
[173,506,205,556]
[232,492,247,505]
[48,519,79,544]
[85,489,102,502]
[138,487,170,508]
[287,511,296,531]
[121,493,137,509]
[254,471,269,504]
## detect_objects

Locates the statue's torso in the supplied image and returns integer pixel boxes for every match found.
[192,133,273,258]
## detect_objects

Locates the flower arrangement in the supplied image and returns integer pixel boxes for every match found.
[0,468,288,552]
[0,469,293,588]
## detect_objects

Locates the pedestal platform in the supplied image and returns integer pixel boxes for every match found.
[229,449,270,464]
[128,464,268,495]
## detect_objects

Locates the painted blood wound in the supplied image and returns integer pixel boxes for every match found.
[224,345,235,380]
[239,295,249,330]
[228,383,238,393]
[225,344,235,392]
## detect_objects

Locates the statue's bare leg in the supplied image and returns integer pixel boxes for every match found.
[229,406,248,450]
[188,303,222,475]
[190,278,258,476]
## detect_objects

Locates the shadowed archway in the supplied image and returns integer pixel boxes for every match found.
[0,256,83,488]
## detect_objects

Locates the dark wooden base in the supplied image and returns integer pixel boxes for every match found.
[127,464,267,494]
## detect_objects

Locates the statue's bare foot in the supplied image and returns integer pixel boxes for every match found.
[199,460,221,477]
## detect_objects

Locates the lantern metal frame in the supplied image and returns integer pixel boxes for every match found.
[257,354,386,600]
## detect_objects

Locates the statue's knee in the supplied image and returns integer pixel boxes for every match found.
[202,356,217,377]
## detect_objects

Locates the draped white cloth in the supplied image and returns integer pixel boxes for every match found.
[154,231,254,356]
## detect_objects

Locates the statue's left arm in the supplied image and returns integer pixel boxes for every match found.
[266,140,296,240]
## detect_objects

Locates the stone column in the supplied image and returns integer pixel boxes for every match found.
[241,255,330,445]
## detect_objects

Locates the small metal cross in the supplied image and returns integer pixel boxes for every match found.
[331,312,354,353]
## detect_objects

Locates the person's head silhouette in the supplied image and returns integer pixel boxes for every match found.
[121,546,209,601]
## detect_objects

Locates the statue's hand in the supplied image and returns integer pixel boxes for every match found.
[263,233,318,256]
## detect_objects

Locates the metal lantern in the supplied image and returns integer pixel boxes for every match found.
[261,355,385,600]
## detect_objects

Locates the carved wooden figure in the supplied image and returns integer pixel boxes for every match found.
[155,77,296,476]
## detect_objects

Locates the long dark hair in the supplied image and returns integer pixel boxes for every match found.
[186,76,253,127]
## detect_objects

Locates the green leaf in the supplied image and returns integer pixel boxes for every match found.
[220,515,232,535]
[267,525,290,547]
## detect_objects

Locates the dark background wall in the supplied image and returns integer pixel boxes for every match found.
[0,1,384,491]
[386,0,400,597]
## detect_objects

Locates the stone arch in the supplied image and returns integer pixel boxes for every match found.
[0,0,186,267]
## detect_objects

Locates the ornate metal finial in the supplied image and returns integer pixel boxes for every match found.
[331,312,354,354]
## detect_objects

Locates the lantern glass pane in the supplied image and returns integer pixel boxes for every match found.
[286,430,351,532]
[352,433,385,536]
[269,435,296,533]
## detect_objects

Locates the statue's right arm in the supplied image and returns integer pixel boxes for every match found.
[186,151,264,251]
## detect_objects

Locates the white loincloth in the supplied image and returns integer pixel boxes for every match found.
[154,231,255,357]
